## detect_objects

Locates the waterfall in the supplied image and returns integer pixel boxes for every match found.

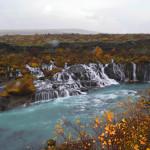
[112,61,125,81]
[82,64,102,86]
[53,71,74,83]
[26,64,44,79]
[81,63,118,87]
[100,64,118,85]
[35,90,59,102]
[33,61,150,102]
[132,63,137,81]
[64,89,70,97]
[34,63,119,102]
[64,63,68,69]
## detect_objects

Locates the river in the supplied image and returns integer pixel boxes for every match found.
[0,83,149,150]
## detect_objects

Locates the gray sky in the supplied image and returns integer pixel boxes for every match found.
[0,0,150,33]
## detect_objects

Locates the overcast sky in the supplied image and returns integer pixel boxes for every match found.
[0,0,150,33]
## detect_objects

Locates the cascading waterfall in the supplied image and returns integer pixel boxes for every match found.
[132,62,137,81]
[26,64,44,79]
[34,63,119,102]
[81,63,118,87]
[100,64,118,86]
[64,89,70,97]
[112,61,125,81]
[81,64,104,87]
[33,61,150,102]
[34,70,82,101]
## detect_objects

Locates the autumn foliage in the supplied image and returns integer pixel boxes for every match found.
[45,94,150,150]
[0,75,35,97]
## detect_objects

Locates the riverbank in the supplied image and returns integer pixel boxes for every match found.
[0,61,150,111]
[0,83,149,150]
[0,34,150,111]
[45,94,150,150]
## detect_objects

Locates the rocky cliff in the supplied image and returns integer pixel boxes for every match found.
[34,62,150,102]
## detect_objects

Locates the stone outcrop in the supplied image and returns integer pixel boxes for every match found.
[105,62,150,82]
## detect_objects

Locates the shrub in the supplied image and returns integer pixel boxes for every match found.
[4,75,35,96]
[46,95,150,150]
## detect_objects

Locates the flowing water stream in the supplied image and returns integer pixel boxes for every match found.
[0,83,149,150]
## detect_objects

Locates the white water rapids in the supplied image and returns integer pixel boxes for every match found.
[24,61,150,102]
[34,63,119,101]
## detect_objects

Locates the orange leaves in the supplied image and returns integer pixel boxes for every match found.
[52,96,150,150]
[98,135,104,142]
[95,117,99,124]
[104,124,116,136]
[94,47,103,57]
[95,102,150,149]
[98,133,104,141]
[140,140,146,145]
[134,144,139,150]
[139,136,147,145]
[92,47,104,61]
[104,111,114,122]
[94,116,100,128]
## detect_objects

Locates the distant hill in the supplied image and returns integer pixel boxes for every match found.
[0,29,97,36]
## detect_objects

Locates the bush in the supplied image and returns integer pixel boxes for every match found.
[4,75,35,96]
[46,94,150,150]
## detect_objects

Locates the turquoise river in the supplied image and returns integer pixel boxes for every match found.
[0,83,149,150]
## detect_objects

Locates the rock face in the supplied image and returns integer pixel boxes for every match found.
[105,62,150,82]
[34,62,150,102]
[34,63,119,102]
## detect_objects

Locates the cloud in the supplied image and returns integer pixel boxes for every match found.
[0,0,150,33]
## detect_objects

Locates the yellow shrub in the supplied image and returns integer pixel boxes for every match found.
[5,75,35,96]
